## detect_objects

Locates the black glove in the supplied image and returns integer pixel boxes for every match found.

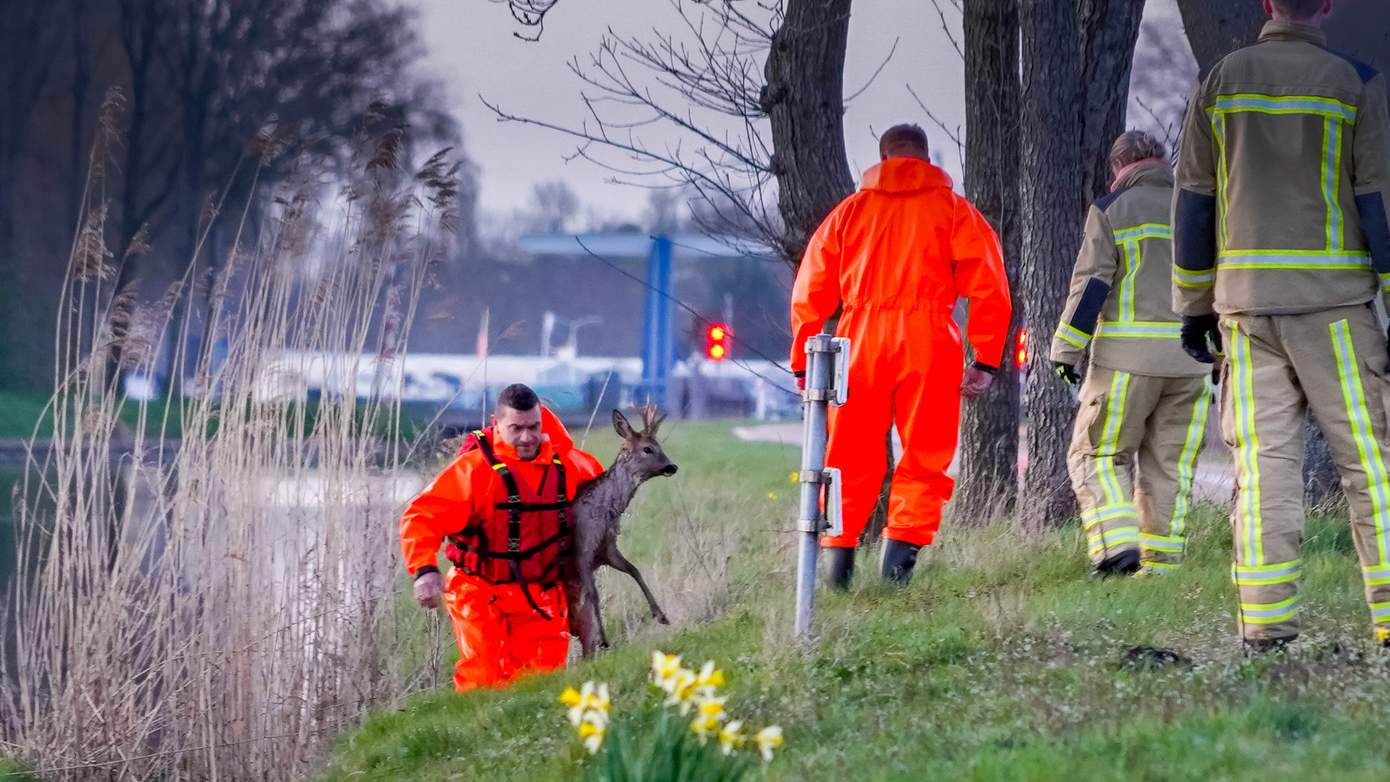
[1053,361,1079,386]
[1180,314,1222,364]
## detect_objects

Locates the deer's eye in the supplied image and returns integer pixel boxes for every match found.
[642,446,655,455]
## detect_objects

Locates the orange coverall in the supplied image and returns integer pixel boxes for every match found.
[399,409,603,691]
[790,158,1011,549]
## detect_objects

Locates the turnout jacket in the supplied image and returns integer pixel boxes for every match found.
[1050,161,1205,377]
[1172,20,1390,317]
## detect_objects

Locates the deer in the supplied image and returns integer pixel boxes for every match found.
[564,406,677,657]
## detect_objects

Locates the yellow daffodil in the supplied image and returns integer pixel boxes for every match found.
[767,491,780,500]
[754,725,784,762]
[577,710,608,755]
[690,711,721,739]
[564,681,610,727]
[718,720,745,756]
[695,660,725,690]
[788,471,799,484]
[651,651,683,688]
[559,687,581,707]
[694,693,727,723]
[664,668,700,713]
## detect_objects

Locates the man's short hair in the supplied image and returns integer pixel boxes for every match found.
[879,123,929,158]
[496,383,540,413]
[1109,130,1166,171]
[1271,0,1324,19]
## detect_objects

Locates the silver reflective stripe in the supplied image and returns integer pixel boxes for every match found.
[1174,266,1216,288]
[1233,560,1302,585]
[1217,252,1370,270]
[1113,224,1172,242]
[1240,597,1299,623]
[1095,322,1182,339]
[1214,95,1357,121]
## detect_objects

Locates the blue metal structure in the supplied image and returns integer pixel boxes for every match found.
[517,231,769,406]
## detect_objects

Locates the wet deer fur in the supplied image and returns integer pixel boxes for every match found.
[564,406,677,657]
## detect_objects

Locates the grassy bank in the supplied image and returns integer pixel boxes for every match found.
[322,421,1390,781]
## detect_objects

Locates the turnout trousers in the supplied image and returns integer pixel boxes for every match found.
[443,568,569,691]
[821,309,964,549]
[1221,304,1390,642]
[1068,367,1213,572]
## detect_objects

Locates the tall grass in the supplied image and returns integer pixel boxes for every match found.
[0,97,462,779]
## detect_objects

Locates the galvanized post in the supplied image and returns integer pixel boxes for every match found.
[640,235,674,404]
[795,335,849,638]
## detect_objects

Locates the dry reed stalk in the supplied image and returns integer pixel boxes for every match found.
[1,107,463,780]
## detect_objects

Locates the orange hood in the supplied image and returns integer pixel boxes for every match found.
[860,158,954,195]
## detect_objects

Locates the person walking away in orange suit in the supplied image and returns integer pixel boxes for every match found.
[790,123,1012,587]
[400,384,603,691]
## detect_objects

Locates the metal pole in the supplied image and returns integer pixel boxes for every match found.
[794,335,837,638]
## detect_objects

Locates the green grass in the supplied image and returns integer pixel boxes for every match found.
[0,758,37,781]
[321,421,1390,781]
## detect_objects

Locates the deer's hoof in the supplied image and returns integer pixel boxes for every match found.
[656,614,670,625]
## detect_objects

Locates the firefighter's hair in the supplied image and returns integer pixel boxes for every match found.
[1270,0,1325,19]
[879,124,929,157]
[1108,130,1166,170]
[497,383,540,412]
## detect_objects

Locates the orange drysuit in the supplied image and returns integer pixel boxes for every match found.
[790,158,1011,549]
[400,408,603,691]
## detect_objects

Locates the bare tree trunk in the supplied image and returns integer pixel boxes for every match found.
[1017,0,1145,531]
[763,0,857,265]
[1175,0,1264,75]
[956,0,1023,524]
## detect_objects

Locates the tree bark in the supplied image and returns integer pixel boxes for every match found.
[1017,0,1145,531]
[763,0,857,266]
[955,0,1023,523]
[1175,0,1265,76]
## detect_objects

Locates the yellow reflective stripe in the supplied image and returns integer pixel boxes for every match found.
[1118,240,1141,321]
[1096,371,1132,505]
[1213,93,1357,121]
[1113,223,1172,242]
[1364,564,1390,585]
[1171,377,1212,538]
[1233,559,1302,586]
[1240,596,1299,624]
[1217,251,1370,270]
[1381,273,1390,293]
[1370,601,1390,621]
[1095,322,1182,340]
[1081,503,1138,529]
[1228,321,1264,565]
[491,463,508,472]
[1330,319,1390,565]
[1088,526,1139,555]
[1141,561,1180,574]
[1174,266,1216,288]
[1139,533,1185,553]
[1056,323,1091,349]
[1323,117,1345,252]
[1214,112,1231,246]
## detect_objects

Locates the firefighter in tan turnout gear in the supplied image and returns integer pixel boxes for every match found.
[1173,0,1390,651]
[1051,132,1213,578]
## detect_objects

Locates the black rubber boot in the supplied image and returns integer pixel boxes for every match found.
[880,539,921,584]
[826,547,855,590]
[1243,636,1296,655]
[1094,548,1140,578]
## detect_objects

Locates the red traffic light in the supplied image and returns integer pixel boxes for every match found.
[705,322,731,361]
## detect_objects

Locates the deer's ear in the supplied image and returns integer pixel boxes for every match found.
[612,409,635,440]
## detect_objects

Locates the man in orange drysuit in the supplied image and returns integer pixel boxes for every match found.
[790,123,1012,587]
[400,384,603,691]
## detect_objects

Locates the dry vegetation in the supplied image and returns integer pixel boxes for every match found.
[0,97,465,780]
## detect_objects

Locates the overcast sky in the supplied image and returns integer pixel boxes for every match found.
[413,0,1183,226]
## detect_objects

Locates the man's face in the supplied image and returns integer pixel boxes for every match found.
[494,404,543,460]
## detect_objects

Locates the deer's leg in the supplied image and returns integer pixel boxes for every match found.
[604,542,669,625]
[581,569,611,652]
